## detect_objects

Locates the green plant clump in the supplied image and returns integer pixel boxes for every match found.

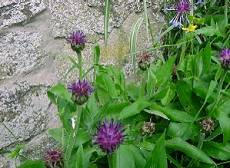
[14,0,230,167]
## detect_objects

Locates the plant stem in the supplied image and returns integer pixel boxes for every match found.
[108,155,113,168]
[75,105,83,136]
[225,0,229,26]
[77,52,83,80]
[210,71,227,115]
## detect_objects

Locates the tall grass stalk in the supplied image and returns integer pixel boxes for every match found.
[104,0,111,46]
[130,17,144,72]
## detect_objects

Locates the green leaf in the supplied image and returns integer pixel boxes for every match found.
[202,141,230,161]
[96,72,117,103]
[161,86,175,106]
[93,45,100,65]
[196,25,221,37]
[205,80,217,103]
[201,45,212,73]
[9,145,24,158]
[144,109,169,120]
[129,145,146,168]
[75,145,84,168]
[18,160,45,168]
[166,138,215,165]
[176,80,193,109]
[145,133,167,168]
[48,128,90,147]
[112,145,135,168]
[167,122,199,140]
[118,98,150,119]
[193,53,203,78]
[151,103,193,122]
[47,84,76,131]
[47,84,73,105]
[216,100,230,143]
[193,80,216,103]
[101,102,129,118]
[155,56,176,86]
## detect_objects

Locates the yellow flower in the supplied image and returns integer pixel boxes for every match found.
[182,24,198,32]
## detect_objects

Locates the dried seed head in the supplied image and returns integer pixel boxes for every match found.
[142,120,156,135]
[137,52,152,71]
[200,118,215,133]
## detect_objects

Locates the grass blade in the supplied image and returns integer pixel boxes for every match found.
[104,0,111,46]
[143,0,149,42]
[130,17,144,72]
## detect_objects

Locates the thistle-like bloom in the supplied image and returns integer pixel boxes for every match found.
[68,79,93,105]
[94,120,125,154]
[137,52,152,71]
[67,30,86,53]
[220,48,230,70]
[45,150,63,168]
[166,0,191,28]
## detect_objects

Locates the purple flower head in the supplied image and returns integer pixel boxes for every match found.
[44,149,63,168]
[166,0,191,28]
[67,30,86,53]
[176,0,190,13]
[68,79,93,105]
[220,48,230,70]
[94,119,125,154]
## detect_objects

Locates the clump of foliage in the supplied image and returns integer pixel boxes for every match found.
[13,0,229,167]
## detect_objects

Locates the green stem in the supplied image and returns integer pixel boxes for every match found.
[108,155,113,168]
[210,71,227,115]
[75,106,83,136]
[77,52,83,80]
[225,0,229,26]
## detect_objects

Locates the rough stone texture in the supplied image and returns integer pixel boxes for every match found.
[0,31,44,80]
[48,0,155,37]
[0,0,164,167]
[22,132,60,160]
[0,81,49,148]
[0,0,46,29]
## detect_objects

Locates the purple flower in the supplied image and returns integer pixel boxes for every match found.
[67,30,86,53]
[166,0,191,28]
[220,48,230,70]
[68,79,93,105]
[94,120,125,154]
[45,150,63,168]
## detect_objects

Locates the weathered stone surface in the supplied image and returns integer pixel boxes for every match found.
[0,155,18,168]
[0,62,59,148]
[0,81,50,148]
[0,31,44,80]
[22,132,59,160]
[0,0,46,29]
[48,0,155,37]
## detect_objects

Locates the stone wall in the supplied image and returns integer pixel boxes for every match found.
[0,0,164,167]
